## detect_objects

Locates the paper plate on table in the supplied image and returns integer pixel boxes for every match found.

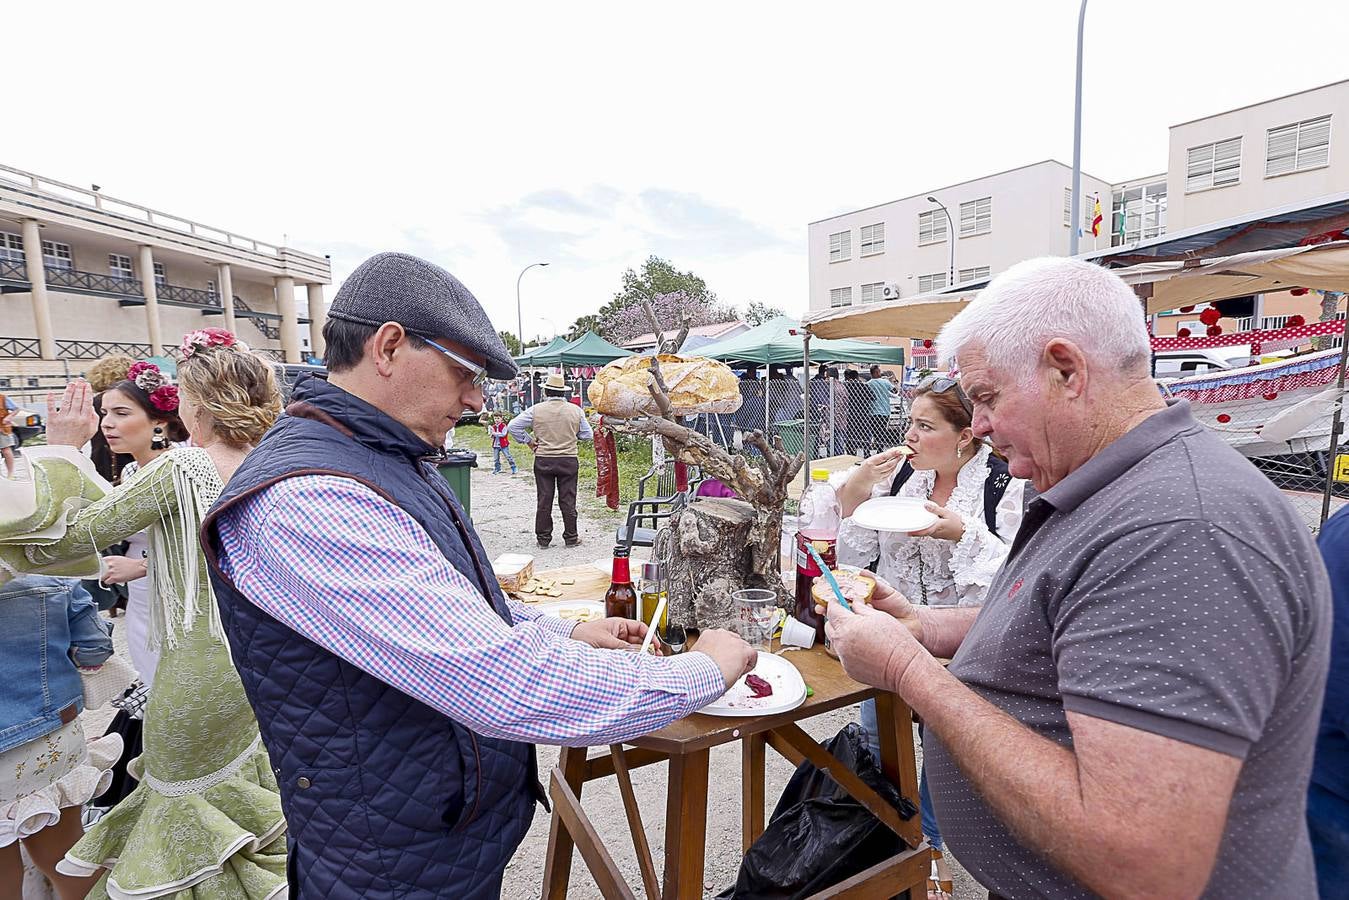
[699,652,807,718]
[851,496,938,534]
[591,554,648,574]
[537,600,605,624]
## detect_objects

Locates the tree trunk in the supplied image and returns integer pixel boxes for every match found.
[665,497,792,630]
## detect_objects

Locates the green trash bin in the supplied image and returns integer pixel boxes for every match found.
[436,449,478,516]
[776,419,804,457]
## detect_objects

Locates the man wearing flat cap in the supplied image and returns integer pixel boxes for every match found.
[508,370,591,548]
[201,252,756,899]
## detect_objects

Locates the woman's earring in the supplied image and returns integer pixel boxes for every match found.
[955,444,964,460]
[151,426,167,450]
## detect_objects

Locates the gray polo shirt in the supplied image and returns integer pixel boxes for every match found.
[926,400,1330,899]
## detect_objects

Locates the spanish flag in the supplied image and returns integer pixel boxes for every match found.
[1091,196,1103,237]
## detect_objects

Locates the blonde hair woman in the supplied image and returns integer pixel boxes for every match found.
[0,329,286,900]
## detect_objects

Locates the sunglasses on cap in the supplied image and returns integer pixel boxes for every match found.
[410,332,490,387]
[916,374,973,417]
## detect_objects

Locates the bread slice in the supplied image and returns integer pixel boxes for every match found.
[811,570,877,607]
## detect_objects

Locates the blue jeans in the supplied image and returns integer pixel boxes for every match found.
[860,698,942,851]
[493,446,517,473]
[1309,782,1349,899]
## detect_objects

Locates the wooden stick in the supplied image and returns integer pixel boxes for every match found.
[610,745,661,900]
[548,769,638,900]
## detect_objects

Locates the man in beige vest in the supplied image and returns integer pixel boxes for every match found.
[508,372,592,548]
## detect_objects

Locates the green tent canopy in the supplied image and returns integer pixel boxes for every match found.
[692,316,904,367]
[525,331,633,367]
[513,335,569,367]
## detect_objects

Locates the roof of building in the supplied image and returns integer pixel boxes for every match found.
[1170,77,1349,129]
[808,159,1115,226]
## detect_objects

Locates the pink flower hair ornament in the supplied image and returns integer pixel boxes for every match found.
[148,384,180,413]
[128,361,166,393]
[180,328,246,359]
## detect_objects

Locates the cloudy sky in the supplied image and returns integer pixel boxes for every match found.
[8,1,1346,342]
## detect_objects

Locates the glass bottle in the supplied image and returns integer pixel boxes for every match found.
[604,546,638,620]
[638,561,669,632]
[793,467,840,643]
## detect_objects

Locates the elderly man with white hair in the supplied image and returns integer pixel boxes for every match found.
[823,257,1331,899]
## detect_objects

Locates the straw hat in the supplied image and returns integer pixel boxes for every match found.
[543,373,571,393]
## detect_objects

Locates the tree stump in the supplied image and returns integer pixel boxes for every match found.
[665,497,758,630]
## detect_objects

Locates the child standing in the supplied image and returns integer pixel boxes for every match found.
[488,413,518,474]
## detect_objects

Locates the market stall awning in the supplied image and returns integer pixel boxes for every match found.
[526,331,633,367]
[803,241,1349,340]
[692,316,905,366]
[514,335,569,366]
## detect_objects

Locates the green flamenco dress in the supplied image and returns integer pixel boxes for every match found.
[0,445,286,900]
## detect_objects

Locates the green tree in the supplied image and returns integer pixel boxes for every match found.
[498,330,522,356]
[742,300,785,326]
[566,314,602,341]
[610,256,717,311]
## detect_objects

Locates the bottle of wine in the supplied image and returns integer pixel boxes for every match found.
[604,546,638,620]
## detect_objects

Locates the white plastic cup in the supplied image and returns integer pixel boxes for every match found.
[780,615,817,649]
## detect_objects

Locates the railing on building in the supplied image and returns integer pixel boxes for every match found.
[0,163,327,265]
[0,258,26,281]
[157,283,222,308]
[232,296,282,339]
[44,267,143,297]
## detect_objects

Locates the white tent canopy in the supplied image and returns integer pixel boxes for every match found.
[802,241,1349,341]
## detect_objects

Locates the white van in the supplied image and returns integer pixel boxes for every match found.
[1153,348,1249,378]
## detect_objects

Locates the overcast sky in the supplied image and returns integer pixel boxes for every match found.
[8,1,1347,342]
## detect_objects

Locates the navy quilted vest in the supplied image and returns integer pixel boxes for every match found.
[202,376,541,899]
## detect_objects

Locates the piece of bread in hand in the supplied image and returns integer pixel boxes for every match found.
[811,570,877,607]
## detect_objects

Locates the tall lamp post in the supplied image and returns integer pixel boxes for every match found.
[516,262,550,354]
[926,197,955,288]
[1069,0,1089,256]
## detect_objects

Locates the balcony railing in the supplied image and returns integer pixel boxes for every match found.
[44,267,142,297]
[233,296,281,339]
[0,258,27,281]
[0,337,43,359]
[157,283,222,309]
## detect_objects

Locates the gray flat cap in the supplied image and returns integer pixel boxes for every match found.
[328,252,518,380]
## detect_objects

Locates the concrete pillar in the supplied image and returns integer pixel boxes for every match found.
[137,245,163,355]
[274,275,300,363]
[20,219,56,360]
[216,263,237,335]
[306,283,327,360]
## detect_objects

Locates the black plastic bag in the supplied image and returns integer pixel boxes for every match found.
[717,723,914,899]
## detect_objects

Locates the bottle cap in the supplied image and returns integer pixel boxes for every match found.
[612,545,630,558]
[810,467,830,481]
[640,561,664,583]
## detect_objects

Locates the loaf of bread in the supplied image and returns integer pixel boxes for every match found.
[589,354,743,418]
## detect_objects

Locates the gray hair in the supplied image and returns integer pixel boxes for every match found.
[937,257,1151,380]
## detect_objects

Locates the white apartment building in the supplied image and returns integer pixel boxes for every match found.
[0,163,331,386]
[1166,79,1346,233]
[807,160,1114,314]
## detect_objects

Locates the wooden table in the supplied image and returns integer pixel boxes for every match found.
[531,564,929,900]
[786,454,861,502]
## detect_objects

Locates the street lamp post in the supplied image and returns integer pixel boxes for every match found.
[926,197,955,288]
[516,262,550,355]
[1069,0,1089,256]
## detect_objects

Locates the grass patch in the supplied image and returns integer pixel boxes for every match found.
[454,422,653,520]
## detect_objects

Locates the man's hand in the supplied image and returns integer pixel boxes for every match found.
[691,628,757,688]
[824,598,930,694]
[815,575,924,647]
[571,617,647,650]
[102,555,148,585]
[45,379,99,448]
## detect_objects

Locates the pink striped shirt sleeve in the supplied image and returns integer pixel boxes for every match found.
[214,475,725,746]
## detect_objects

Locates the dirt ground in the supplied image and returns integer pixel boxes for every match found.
[461,456,987,899]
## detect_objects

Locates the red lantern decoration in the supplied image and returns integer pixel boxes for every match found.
[1263,392,1279,401]
[1176,327,1192,338]
[1217,414,1232,424]
[1287,315,1306,328]
[1206,325,1223,337]
[922,339,933,348]
[1179,305,1196,313]
[1290,287,1308,296]
[1199,307,1222,326]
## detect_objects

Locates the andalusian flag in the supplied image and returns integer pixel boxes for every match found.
[1091,196,1103,237]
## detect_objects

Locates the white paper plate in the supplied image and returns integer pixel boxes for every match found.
[699,652,808,718]
[537,600,606,624]
[851,496,938,534]
[591,554,649,574]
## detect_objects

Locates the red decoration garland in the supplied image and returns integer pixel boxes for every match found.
[1206,325,1223,336]
[1179,305,1196,313]
[1287,315,1306,328]
[1199,308,1222,326]
[1216,414,1231,424]
[1176,327,1191,338]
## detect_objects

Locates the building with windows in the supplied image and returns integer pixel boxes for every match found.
[807,160,1114,313]
[1,163,331,388]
